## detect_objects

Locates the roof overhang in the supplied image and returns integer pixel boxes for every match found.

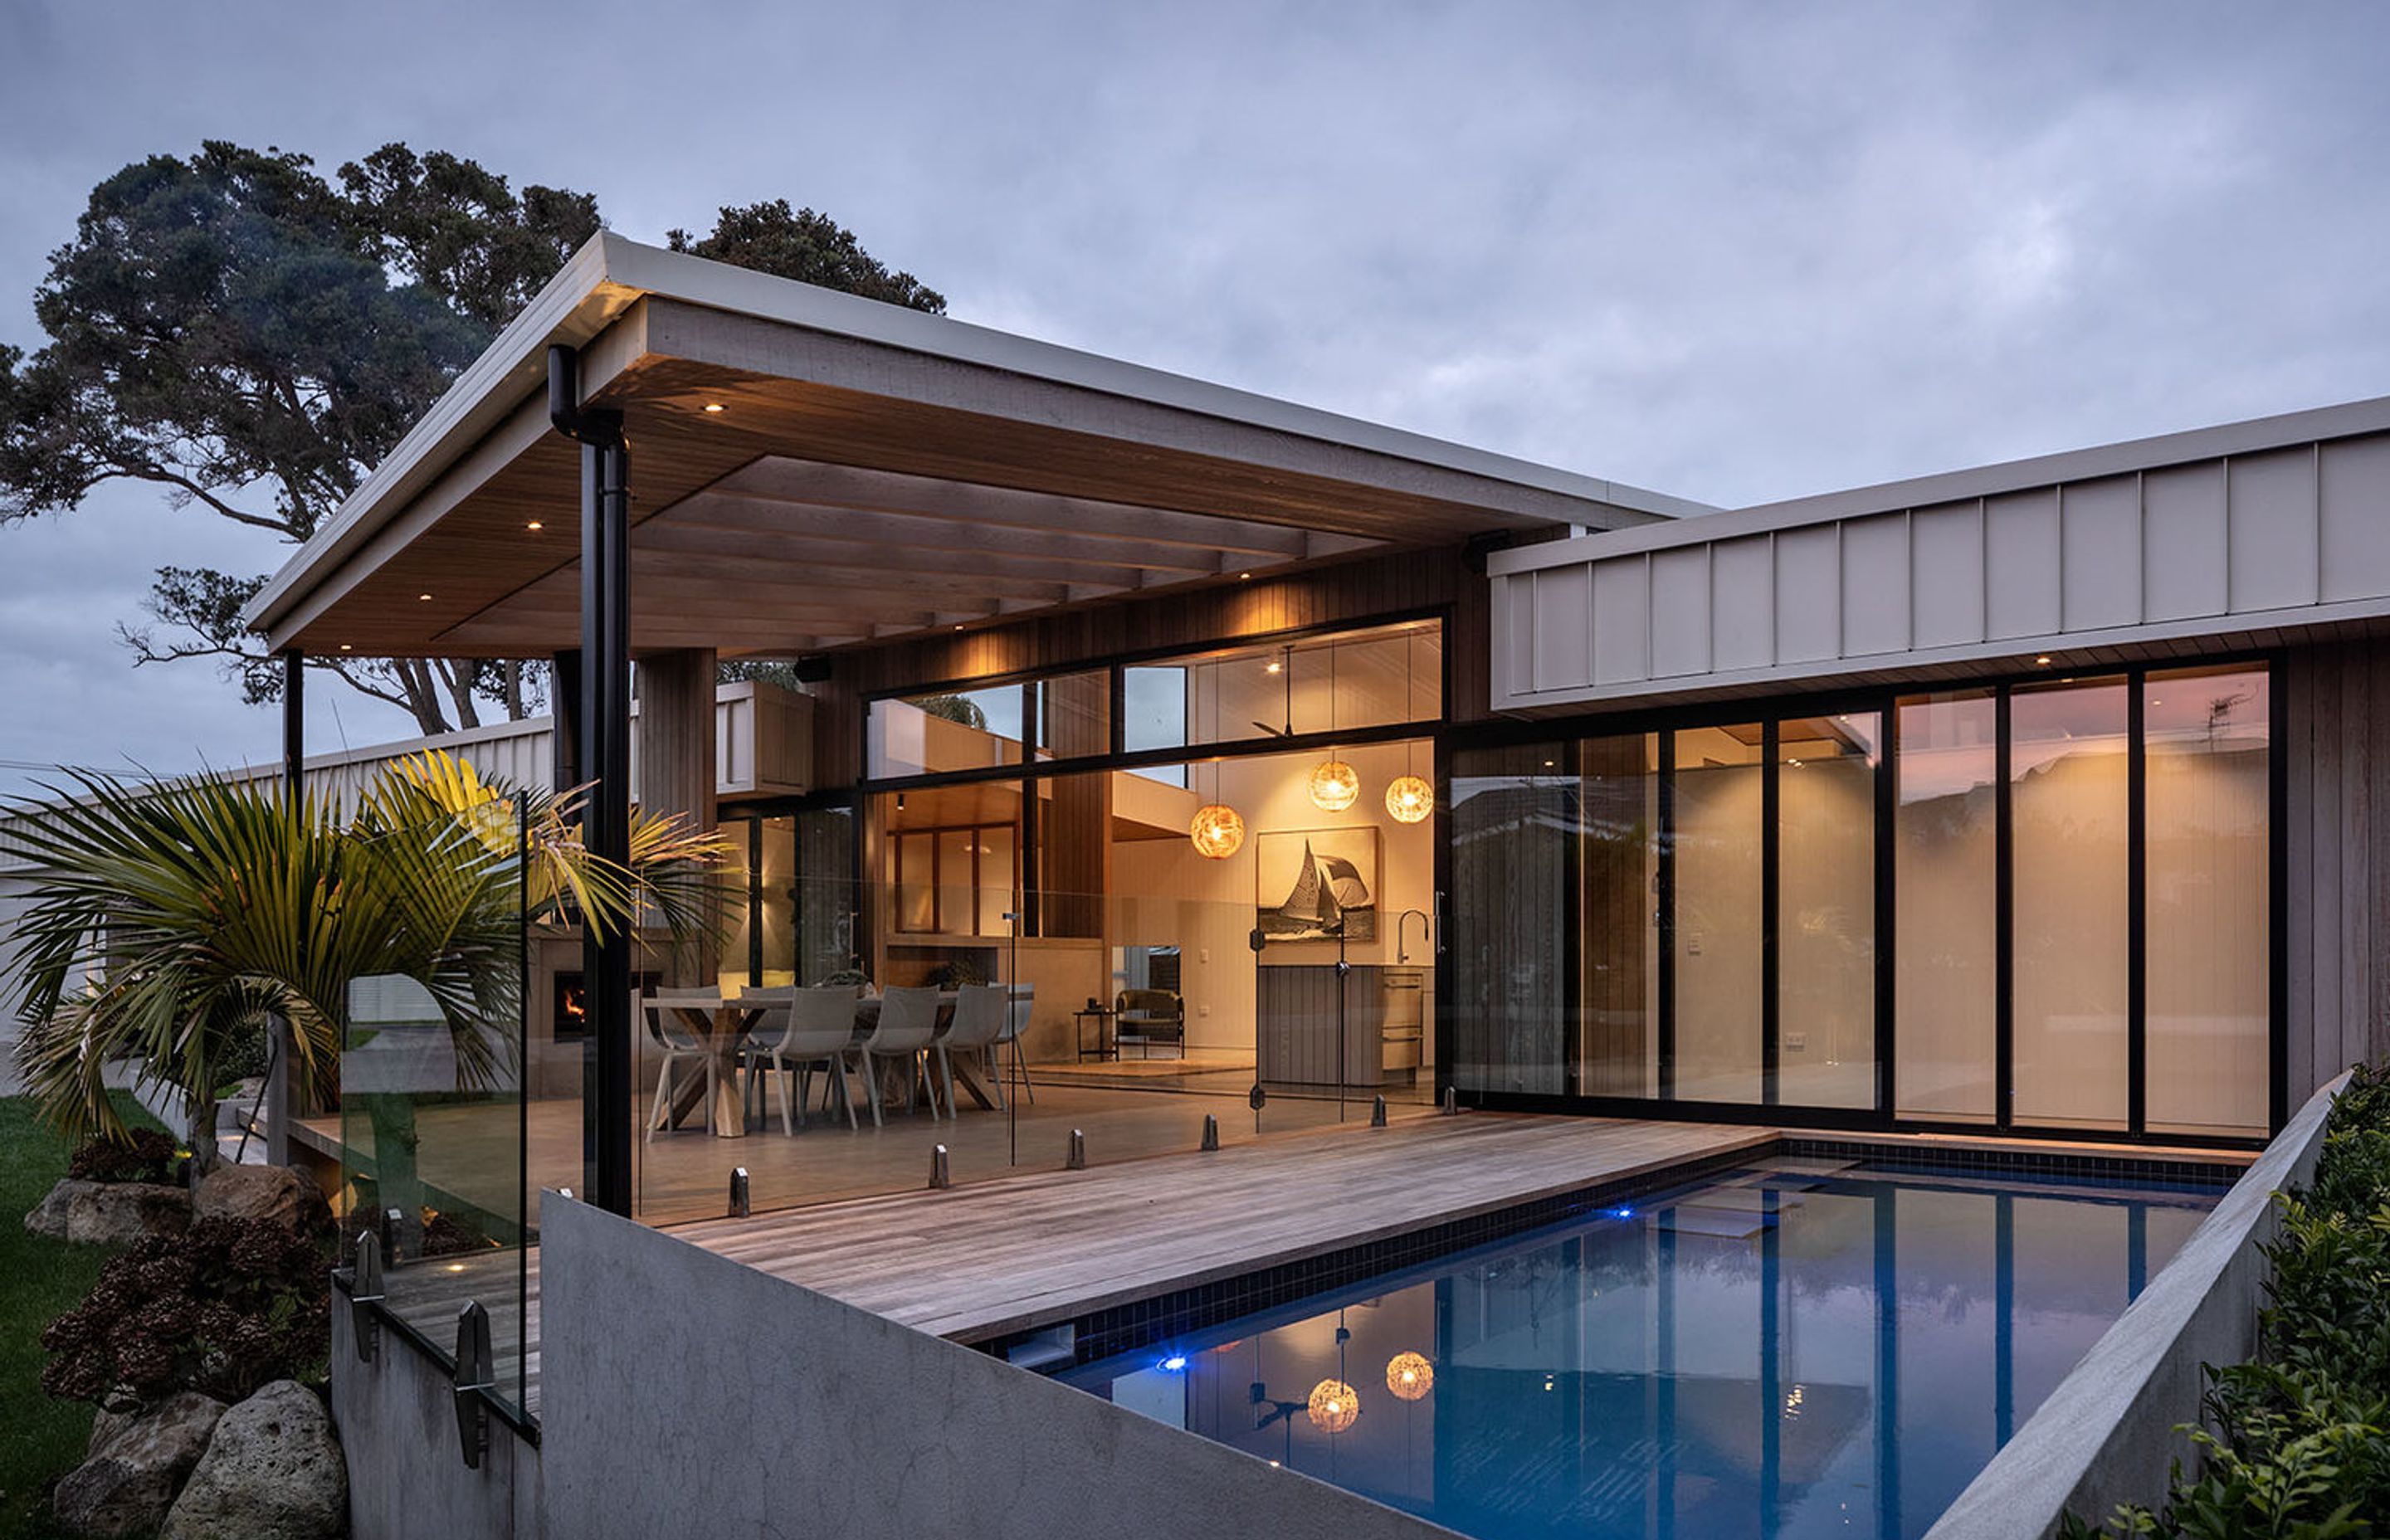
[245,233,1703,660]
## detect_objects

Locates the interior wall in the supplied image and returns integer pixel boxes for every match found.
[1109,740,1438,1058]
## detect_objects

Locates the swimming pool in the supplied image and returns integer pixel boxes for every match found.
[1061,1156,2223,1540]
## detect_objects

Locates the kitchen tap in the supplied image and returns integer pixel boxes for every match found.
[1396,909,1430,965]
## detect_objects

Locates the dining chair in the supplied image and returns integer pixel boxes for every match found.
[995,983,1036,1107]
[744,985,862,1134]
[857,987,944,1126]
[933,984,1009,1118]
[637,990,711,1138]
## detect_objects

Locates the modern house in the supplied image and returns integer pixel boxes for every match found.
[218,231,2390,1538]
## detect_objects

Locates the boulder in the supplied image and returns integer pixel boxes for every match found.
[193,1164,327,1232]
[161,1381,345,1540]
[51,1391,228,1538]
[24,1178,191,1245]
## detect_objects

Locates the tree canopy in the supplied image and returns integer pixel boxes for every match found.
[0,143,941,733]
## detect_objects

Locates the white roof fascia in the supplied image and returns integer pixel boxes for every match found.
[246,233,1707,635]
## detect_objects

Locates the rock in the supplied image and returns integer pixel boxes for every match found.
[52,1391,228,1538]
[193,1164,326,1232]
[161,1381,345,1540]
[25,1178,191,1245]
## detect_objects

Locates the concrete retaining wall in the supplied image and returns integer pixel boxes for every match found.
[539,1196,1460,1540]
[1925,1072,2350,1540]
[330,1304,542,1540]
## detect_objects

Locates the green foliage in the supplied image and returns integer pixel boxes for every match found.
[912,692,988,728]
[66,1128,185,1186]
[41,1216,333,1407]
[2067,1063,2390,1538]
[667,198,944,313]
[3,749,726,1164]
[1,1094,165,1538]
[1,142,934,733]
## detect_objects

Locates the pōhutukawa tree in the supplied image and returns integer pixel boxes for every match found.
[0,140,944,733]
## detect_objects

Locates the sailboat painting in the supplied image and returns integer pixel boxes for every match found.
[1255,828,1379,943]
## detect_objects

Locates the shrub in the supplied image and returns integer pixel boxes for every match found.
[40,1216,331,1406]
[66,1128,186,1186]
[2066,1062,2390,1538]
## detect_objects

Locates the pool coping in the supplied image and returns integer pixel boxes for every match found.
[1923,1072,2349,1540]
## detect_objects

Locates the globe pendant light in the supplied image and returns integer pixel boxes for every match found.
[1309,640,1362,811]
[1308,757,1360,811]
[1309,1312,1360,1433]
[1189,794,1244,860]
[1188,676,1244,858]
[1386,1351,1434,1401]
[1383,629,1433,822]
[1307,1377,1359,1434]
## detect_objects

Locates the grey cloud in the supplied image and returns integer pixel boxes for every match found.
[1,0,2384,792]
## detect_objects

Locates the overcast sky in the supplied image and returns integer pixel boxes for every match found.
[2,0,2385,794]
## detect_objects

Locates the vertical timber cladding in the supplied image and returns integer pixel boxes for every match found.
[2283,634,2390,1100]
[807,543,1489,791]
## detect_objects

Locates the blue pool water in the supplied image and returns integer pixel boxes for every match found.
[1062,1159,2222,1540]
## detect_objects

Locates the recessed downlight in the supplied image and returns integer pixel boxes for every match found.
[702,402,726,414]
[418,592,434,602]
[526,520,544,531]
[339,643,353,652]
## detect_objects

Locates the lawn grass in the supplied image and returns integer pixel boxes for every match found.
[0,1093,164,1540]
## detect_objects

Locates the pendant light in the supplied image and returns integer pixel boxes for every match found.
[1309,1312,1360,1434]
[1385,628,1434,824]
[1309,640,1360,811]
[1386,1351,1434,1401]
[1189,661,1245,858]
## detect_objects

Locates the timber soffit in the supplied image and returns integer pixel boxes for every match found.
[241,231,1710,644]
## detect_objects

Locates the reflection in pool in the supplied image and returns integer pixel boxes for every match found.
[1062,1161,2222,1540]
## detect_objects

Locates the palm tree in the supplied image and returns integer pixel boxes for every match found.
[5,750,727,1172]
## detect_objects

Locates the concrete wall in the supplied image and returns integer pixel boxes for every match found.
[330,1304,542,1540]
[1924,1071,2349,1540]
[539,1196,1461,1540]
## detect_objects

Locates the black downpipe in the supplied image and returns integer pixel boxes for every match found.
[549,344,634,1216]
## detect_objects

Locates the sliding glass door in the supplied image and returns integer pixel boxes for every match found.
[1450,659,2275,1139]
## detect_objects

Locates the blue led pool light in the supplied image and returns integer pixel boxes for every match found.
[1159,1354,1189,1373]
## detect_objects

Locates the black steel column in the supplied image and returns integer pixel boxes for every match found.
[550,649,582,793]
[551,344,633,1216]
[268,650,304,1166]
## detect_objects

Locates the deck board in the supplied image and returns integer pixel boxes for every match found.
[673,1112,1776,1343]
[381,1112,1781,1417]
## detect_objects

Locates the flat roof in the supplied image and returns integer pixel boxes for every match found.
[243,234,1701,658]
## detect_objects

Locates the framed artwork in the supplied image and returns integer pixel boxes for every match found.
[1255,826,1380,944]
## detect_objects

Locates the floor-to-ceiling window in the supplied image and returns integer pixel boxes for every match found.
[2144,666,2271,1137]
[1451,659,2275,1139]
[1893,690,1997,1123]
[1671,725,1764,1103]
[2009,679,2129,1130]
[1778,713,1880,1109]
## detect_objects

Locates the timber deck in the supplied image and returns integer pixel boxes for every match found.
[383,1112,1781,1417]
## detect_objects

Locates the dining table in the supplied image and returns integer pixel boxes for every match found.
[654,994,768,1139]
